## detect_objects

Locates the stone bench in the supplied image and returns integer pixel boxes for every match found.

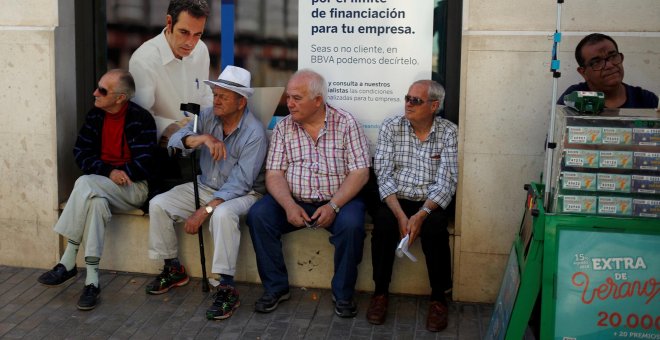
[63,202,454,295]
[61,87,454,295]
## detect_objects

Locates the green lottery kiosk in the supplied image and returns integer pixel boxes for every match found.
[487,107,660,340]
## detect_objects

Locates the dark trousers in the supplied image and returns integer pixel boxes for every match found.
[371,199,451,301]
[247,194,366,301]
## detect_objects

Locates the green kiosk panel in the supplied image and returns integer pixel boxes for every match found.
[488,108,659,339]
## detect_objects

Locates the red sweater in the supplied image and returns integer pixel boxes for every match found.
[100,103,132,167]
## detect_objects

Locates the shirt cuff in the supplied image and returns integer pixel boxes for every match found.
[430,191,452,209]
[378,183,397,201]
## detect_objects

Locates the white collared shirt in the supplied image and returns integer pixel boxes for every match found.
[129,29,213,136]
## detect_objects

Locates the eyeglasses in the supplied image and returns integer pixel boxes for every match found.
[584,52,623,71]
[97,87,124,97]
[404,95,437,106]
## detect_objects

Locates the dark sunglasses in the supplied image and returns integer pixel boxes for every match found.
[97,86,123,97]
[404,95,436,106]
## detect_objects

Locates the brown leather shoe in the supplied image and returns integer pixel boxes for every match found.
[426,301,448,332]
[366,294,388,325]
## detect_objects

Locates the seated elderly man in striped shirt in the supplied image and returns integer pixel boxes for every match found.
[368,80,458,332]
[247,69,371,318]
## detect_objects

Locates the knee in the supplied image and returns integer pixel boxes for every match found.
[371,221,398,240]
[72,175,98,193]
[247,196,274,226]
[210,205,239,229]
[74,174,95,186]
[334,215,366,239]
[246,201,260,228]
[148,193,167,214]
[246,203,265,235]
[334,204,366,231]
[213,204,238,218]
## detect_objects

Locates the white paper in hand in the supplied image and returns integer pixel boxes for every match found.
[396,234,417,262]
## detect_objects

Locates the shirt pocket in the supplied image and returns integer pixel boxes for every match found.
[420,142,444,169]
[286,142,305,165]
[216,144,239,182]
[226,145,240,166]
[320,145,347,175]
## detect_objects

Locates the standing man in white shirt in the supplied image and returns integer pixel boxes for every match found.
[129,0,213,140]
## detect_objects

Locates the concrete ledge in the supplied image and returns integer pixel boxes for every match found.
[69,208,453,296]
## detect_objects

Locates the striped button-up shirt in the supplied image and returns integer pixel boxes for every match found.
[267,105,371,202]
[374,115,458,209]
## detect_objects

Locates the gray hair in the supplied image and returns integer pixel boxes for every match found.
[107,69,135,99]
[291,69,327,102]
[412,79,445,114]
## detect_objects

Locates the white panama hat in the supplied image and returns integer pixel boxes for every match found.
[203,65,254,98]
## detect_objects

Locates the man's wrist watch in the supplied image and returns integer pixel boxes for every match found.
[420,206,432,216]
[205,205,214,214]
[328,201,340,214]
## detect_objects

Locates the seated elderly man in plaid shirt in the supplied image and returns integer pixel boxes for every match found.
[247,69,371,318]
[367,80,458,332]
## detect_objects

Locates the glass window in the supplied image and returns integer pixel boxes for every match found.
[105,0,458,122]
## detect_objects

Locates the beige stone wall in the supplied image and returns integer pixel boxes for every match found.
[0,0,60,267]
[454,1,660,302]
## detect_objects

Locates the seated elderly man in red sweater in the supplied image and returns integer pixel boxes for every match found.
[37,69,157,311]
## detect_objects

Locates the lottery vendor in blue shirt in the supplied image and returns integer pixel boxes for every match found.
[146,66,268,321]
[557,33,658,109]
[368,80,458,332]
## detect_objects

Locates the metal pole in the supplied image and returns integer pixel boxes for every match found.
[543,0,564,209]
[220,0,235,70]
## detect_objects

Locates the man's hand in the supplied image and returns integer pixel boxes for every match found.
[184,134,226,161]
[310,204,337,229]
[397,215,410,239]
[109,169,132,186]
[285,204,313,228]
[406,211,427,246]
[203,136,226,161]
[184,207,208,234]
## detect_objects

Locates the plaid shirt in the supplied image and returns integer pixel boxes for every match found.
[374,115,458,209]
[266,105,371,202]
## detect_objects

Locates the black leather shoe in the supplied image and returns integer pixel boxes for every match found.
[77,284,101,311]
[37,263,77,286]
[254,290,290,313]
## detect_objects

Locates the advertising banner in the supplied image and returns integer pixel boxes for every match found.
[555,229,660,339]
[298,0,434,152]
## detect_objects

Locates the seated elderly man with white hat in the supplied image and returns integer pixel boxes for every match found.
[146,65,268,320]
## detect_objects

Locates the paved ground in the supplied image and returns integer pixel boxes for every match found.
[0,266,493,339]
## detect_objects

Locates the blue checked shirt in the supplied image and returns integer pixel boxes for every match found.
[374,115,458,209]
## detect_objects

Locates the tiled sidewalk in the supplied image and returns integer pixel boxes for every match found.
[0,266,493,339]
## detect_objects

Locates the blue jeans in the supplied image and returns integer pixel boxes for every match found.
[247,194,366,301]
